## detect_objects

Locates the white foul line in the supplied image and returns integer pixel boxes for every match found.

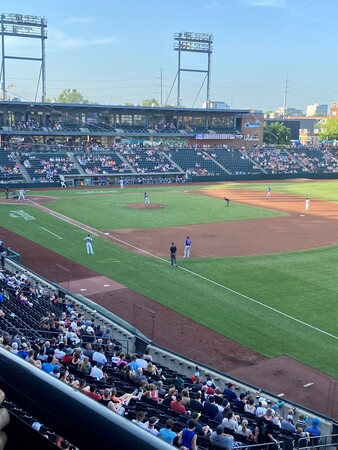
[28,198,338,341]
[40,227,63,239]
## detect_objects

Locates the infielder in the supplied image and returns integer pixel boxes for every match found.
[305,197,310,211]
[183,236,192,258]
[224,197,230,207]
[267,186,271,198]
[84,234,94,254]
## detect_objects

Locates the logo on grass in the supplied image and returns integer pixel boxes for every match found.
[9,210,35,221]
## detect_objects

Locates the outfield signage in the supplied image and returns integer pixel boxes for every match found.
[196,133,243,140]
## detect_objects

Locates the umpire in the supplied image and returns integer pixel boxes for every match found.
[170,243,177,267]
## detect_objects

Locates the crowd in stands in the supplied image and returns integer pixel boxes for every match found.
[11,119,43,131]
[19,152,79,182]
[3,144,338,183]
[0,151,22,181]
[119,146,177,173]
[76,153,131,174]
[0,258,326,450]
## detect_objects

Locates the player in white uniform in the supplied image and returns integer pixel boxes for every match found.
[120,178,124,189]
[183,236,192,258]
[305,198,310,211]
[18,189,26,201]
[84,235,94,254]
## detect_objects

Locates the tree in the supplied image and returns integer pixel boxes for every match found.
[264,122,292,145]
[123,102,134,106]
[319,118,338,141]
[48,89,90,104]
[141,98,160,107]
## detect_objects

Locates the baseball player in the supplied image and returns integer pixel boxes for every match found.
[120,178,124,189]
[267,186,271,198]
[84,234,94,254]
[305,197,310,211]
[144,193,150,205]
[224,197,230,207]
[18,189,26,201]
[183,236,192,258]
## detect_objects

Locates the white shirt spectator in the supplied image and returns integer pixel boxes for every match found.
[92,351,107,365]
[90,365,104,381]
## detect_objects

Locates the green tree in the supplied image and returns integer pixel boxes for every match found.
[264,122,292,144]
[319,118,338,141]
[48,89,90,104]
[141,98,160,107]
[123,102,134,106]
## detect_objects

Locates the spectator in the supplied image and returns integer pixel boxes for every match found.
[202,395,219,420]
[223,382,238,400]
[170,393,187,415]
[92,346,107,365]
[306,418,321,439]
[177,419,198,450]
[222,410,239,433]
[158,419,177,444]
[281,411,296,433]
[210,425,235,449]
[90,362,106,381]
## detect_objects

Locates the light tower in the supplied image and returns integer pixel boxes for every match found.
[174,31,213,108]
[0,13,48,101]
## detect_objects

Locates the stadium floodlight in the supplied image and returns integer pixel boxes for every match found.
[174,31,213,108]
[0,13,48,101]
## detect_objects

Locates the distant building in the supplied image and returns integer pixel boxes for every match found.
[275,106,304,117]
[203,101,230,109]
[330,101,338,118]
[306,103,328,117]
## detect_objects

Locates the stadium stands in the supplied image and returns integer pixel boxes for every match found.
[204,148,263,175]
[167,148,226,176]
[20,152,81,182]
[0,253,335,450]
[76,152,133,174]
[0,150,24,182]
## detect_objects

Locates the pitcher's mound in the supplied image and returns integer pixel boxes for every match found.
[128,203,165,210]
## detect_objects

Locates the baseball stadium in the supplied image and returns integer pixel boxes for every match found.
[0,12,338,450]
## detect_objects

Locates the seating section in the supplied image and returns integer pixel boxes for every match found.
[119,148,179,173]
[167,148,226,176]
[76,152,133,174]
[248,148,306,174]
[204,148,263,175]
[0,150,24,182]
[2,146,338,181]
[21,152,80,182]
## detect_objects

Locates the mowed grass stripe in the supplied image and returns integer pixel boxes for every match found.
[1,202,338,376]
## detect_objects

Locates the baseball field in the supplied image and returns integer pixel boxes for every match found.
[1,180,338,381]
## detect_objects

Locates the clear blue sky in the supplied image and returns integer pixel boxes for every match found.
[1,0,337,112]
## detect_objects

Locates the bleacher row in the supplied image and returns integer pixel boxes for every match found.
[2,121,239,136]
[2,146,338,183]
[0,262,334,450]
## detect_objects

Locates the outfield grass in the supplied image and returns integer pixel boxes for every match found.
[30,188,283,229]
[1,181,338,377]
